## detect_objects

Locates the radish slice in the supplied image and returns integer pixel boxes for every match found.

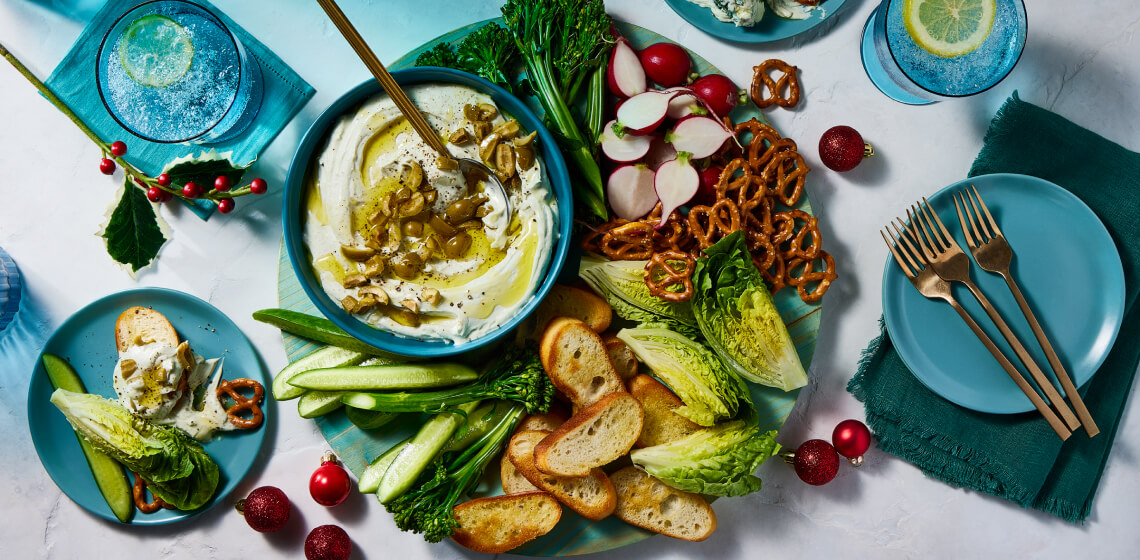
[666,93,704,120]
[600,120,653,163]
[607,38,647,98]
[665,116,734,159]
[608,164,658,220]
[643,136,677,170]
[616,90,680,136]
[654,152,699,228]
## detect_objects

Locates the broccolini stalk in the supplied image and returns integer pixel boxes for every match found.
[414,23,519,94]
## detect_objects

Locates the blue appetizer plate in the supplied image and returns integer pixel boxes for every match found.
[883,173,1125,414]
[664,0,848,43]
[27,288,267,524]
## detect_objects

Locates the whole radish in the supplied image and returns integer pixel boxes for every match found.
[694,164,723,206]
[690,74,738,117]
[639,43,691,87]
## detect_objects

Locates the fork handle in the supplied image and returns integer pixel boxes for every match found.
[944,297,1072,440]
[1001,273,1100,436]
[960,280,1082,431]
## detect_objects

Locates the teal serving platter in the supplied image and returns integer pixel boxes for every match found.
[664,0,849,43]
[27,288,268,524]
[882,173,1125,414]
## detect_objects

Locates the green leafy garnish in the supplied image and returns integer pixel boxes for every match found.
[101,179,168,273]
[161,150,246,193]
[580,254,700,337]
[630,421,780,497]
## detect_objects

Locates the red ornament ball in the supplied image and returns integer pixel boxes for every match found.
[818,125,871,172]
[793,439,840,485]
[109,141,128,157]
[217,198,236,214]
[249,177,268,195]
[310,452,352,507]
[99,158,116,175]
[832,419,872,461]
[305,525,351,560]
[236,486,291,533]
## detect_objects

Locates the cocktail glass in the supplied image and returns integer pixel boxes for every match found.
[96,0,263,143]
[860,0,1027,105]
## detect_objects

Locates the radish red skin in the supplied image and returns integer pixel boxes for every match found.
[639,43,691,87]
[616,90,679,135]
[691,74,738,117]
[607,38,646,98]
[694,165,723,206]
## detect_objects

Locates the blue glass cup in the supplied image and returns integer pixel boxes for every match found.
[861,0,1027,105]
[0,246,21,336]
[96,0,263,143]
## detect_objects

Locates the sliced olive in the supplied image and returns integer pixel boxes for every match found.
[513,131,537,147]
[496,144,516,178]
[457,219,483,231]
[436,155,459,171]
[444,232,472,258]
[368,210,388,227]
[475,204,491,218]
[394,187,412,204]
[343,273,367,288]
[492,119,520,139]
[356,294,379,314]
[472,121,491,141]
[425,235,442,256]
[368,226,388,248]
[421,287,441,306]
[477,103,498,120]
[402,220,424,237]
[392,253,423,279]
[379,193,395,216]
[359,285,390,305]
[399,192,426,218]
[340,245,375,262]
[445,198,478,225]
[341,295,359,314]
[478,132,502,163]
[390,308,420,328]
[401,162,424,190]
[448,128,471,144]
[364,255,386,278]
[423,189,438,205]
[463,104,481,122]
[514,144,535,170]
[429,215,456,237]
[119,359,137,378]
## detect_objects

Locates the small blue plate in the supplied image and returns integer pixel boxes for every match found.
[883,174,1125,414]
[664,0,848,43]
[27,288,268,524]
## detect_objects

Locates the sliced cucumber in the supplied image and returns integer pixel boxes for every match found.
[439,400,509,455]
[345,407,399,430]
[298,390,345,418]
[290,363,478,392]
[253,309,404,357]
[273,346,369,401]
[358,436,412,494]
[377,401,481,504]
[42,354,134,523]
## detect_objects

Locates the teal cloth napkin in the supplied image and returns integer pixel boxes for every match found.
[849,93,1140,522]
[44,0,315,219]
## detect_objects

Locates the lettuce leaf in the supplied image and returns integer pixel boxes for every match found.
[692,232,808,391]
[579,254,700,338]
[630,421,780,497]
[616,328,749,426]
[50,390,220,510]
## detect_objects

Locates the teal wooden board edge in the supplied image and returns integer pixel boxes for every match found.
[274,19,821,556]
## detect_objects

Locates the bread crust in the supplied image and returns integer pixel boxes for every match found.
[539,317,625,408]
[508,430,617,521]
[533,392,643,477]
[450,492,562,553]
[115,306,178,353]
[628,374,702,448]
[611,466,716,542]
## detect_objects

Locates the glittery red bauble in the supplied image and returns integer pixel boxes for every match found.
[819,125,870,172]
[305,525,352,560]
[236,486,291,533]
[833,419,872,459]
[793,439,840,485]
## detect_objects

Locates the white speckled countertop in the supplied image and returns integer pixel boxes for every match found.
[2,0,1138,558]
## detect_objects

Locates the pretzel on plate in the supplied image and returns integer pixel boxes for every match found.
[132,474,175,513]
[646,251,696,303]
[217,378,265,430]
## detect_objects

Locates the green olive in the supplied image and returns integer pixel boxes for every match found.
[472,121,491,141]
[394,187,412,204]
[399,192,425,217]
[496,144,516,178]
[402,220,424,237]
[436,155,459,171]
[514,144,535,171]
[479,132,502,163]
[492,119,520,139]
[364,255,386,278]
[423,189,438,205]
[445,198,478,225]
[457,219,483,231]
[448,128,471,144]
[444,232,472,258]
[342,273,367,288]
[340,245,375,262]
[477,103,498,120]
[391,253,422,279]
[463,104,482,122]
[429,215,456,237]
[402,161,424,189]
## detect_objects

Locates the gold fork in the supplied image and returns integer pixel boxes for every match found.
[954,185,1099,436]
[882,224,1071,439]
[906,199,1081,431]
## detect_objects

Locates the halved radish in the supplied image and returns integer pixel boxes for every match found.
[601,120,654,163]
[654,152,699,228]
[665,116,734,159]
[608,164,658,220]
[607,37,646,98]
[643,136,677,170]
[639,43,691,87]
[666,92,703,120]
[615,90,680,136]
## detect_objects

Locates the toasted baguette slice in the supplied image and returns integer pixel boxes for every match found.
[501,452,541,494]
[540,317,624,408]
[115,306,178,352]
[518,405,569,432]
[602,334,639,380]
[534,392,643,477]
[531,285,612,336]
[451,492,561,553]
[508,430,617,521]
[628,374,703,447]
[611,466,716,542]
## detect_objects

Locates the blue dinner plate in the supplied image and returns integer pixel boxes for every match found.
[882,174,1125,414]
[27,288,268,524]
[664,0,848,43]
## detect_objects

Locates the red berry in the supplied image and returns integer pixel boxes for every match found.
[156,173,172,187]
[690,74,738,117]
[159,190,173,202]
[182,182,202,198]
[109,141,127,157]
[833,419,872,462]
[99,158,116,175]
[819,125,872,172]
[146,187,163,203]
[249,177,268,195]
[305,525,351,560]
[217,198,235,214]
[639,42,691,87]
[236,486,291,533]
[310,453,351,507]
[793,439,839,485]
[214,175,232,192]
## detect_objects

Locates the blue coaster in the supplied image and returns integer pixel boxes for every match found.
[44,0,315,219]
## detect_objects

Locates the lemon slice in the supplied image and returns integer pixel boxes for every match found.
[117,14,194,88]
[903,0,996,58]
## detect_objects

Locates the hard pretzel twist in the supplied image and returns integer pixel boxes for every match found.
[750,59,801,109]
[645,251,696,303]
[772,209,822,260]
[786,250,837,303]
[688,198,742,249]
[217,378,265,430]
[762,149,810,206]
[600,221,655,261]
[133,474,175,513]
[714,158,753,200]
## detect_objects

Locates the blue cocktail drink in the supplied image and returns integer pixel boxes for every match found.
[97,0,263,143]
[861,0,1027,104]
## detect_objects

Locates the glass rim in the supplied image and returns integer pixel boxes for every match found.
[883,0,1028,99]
[95,0,250,144]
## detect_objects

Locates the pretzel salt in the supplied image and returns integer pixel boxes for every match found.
[750,59,801,109]
[217,378,265,430]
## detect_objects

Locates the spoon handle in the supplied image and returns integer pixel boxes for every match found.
[315,0,449,156]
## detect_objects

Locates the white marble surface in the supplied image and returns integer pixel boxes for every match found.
[2,0,1138,558]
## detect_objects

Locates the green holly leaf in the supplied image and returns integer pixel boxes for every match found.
[162,150,246,190]
[101,180,168,273]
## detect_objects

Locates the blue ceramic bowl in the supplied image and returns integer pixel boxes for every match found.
[283,68,572,358]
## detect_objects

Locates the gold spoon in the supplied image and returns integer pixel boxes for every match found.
[314,0,512,216]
